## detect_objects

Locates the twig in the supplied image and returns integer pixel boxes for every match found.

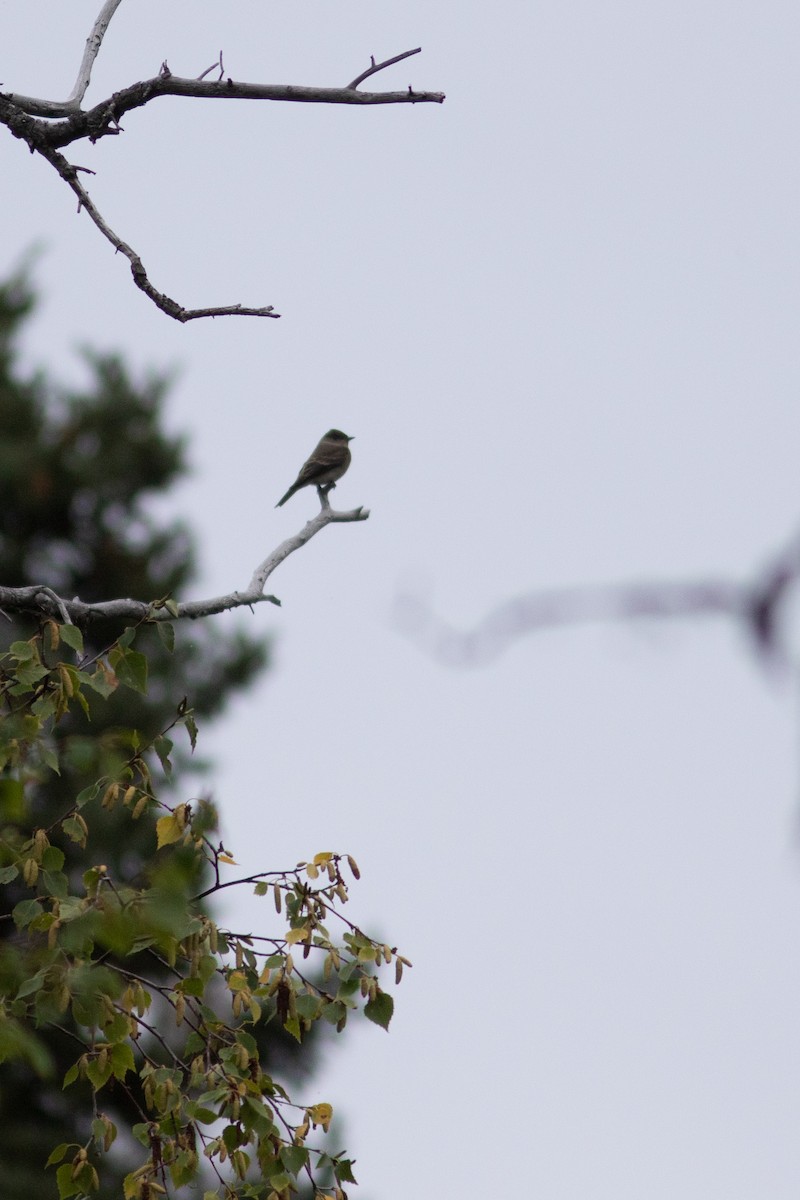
[346,47,422,90]
[34,140,279,321]
[197,53,225,83]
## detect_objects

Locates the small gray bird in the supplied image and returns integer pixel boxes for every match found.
[275,429,354,507]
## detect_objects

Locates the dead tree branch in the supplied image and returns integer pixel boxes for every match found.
[4,0,124,117]
[0,2,444,321]
[396,527,800,668]
[26,136,277,322]
[0,491,369,627]
[346,47,423,90]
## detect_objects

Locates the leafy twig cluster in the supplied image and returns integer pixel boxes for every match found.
[0,618,405,1200]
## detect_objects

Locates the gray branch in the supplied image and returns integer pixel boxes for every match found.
[67,0,125,108]
[0,492,369,626]
[0,30,443,321]
[6,0,124,116]
[3,61,445,127]
[27,137,278,322]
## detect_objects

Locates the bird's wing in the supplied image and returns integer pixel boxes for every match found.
[297,442,348,483]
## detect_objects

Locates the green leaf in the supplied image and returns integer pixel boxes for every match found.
[13,898,43,929]
[61,816,87,846]
[40,744,61,774]
[59,625,84,654]
[41,846,66,871]
[184,713,198,752]
[41,869,69,899]
[187,1105,219,1125]
[110,1042,135,1080]
[14,661,49,687]
[222,1123,242,1152]
[85,1054,113,1090]
[109,646,148,693]
[320,999,347,1025]
[55,1162,83,1199]
[0,778,25,821]
[101,1012,130,1042]
[295,992,320,1020]
[283,1014,302,1043]
[63,1062,81,1088]
[154,735,173,776]
[16,967,49,999]
[131,1123,151,1147]
[169,1148,198,1188]
[280,1144,309,1175]
[10,640,36,660]
[75,781,102,809]
[0,864,19,884]
[267,1172,291,1191]
[45,1142,71,1167]
[157,620,176,651]
[83,664,117,698]
[241,1095,275,1138]
[364,988,394,1030]
[334,1157,358,1185]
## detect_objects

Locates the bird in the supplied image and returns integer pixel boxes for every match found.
[275,429,354,507]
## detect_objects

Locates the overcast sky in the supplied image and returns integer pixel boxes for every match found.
[4,3,800,1197]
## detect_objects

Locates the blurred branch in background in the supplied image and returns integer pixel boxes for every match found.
[396,525,800,669]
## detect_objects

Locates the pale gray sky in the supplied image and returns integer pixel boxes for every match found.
[4,3,800,1196]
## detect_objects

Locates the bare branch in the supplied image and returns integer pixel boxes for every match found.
[67,0,125,107]
[346,47,422,90]
[248,488,369,595]
[4,0,125,116]
[0,41,443,319]
[396,528,800,668]
[32,139,279,322]
[5,73,446,128]
[0,493,369,626]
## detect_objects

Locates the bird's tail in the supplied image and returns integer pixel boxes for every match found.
[275,484,299,508]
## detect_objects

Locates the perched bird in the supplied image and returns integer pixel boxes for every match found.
[275,429,354,507]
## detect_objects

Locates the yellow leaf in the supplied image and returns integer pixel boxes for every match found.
[217,853,238,865]
[313,852,334,866]
[285,927,310,945]
[228,971,247,992]
[307,1102,333,1132]
[156,813,182,849]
